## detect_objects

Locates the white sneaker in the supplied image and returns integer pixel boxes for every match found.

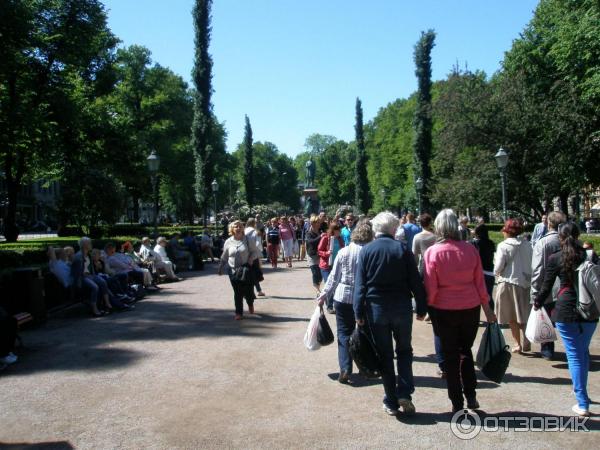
[398,398,416,415]
[382,403,399,416]
[572,404,590,417]
[0,353,18,365]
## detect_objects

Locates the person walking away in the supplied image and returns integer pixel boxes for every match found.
[341,214,355,247]
[305,215,324,295]
[458,216,471,241]
[219,220,261,320]
[266,218,281,269]
[531,214,548,248]
[412,213,444,376]
[245,218,266,297]
[398,213,421,251]
[494,219,533,353]
[423,209,496,413]
[533,223,597,417]
[471,224,496,310]
[318,223,373,384]
[279,216,295,268]
[354,212,427,416]
[318,222,344,313]
[530,211,566,360]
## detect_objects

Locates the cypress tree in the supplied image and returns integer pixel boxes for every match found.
[354,97,370,213]
[243,115,254,206]
[191,0,214,214]
[413,29,436,212]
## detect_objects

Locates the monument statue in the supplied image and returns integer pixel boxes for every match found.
[305,157,316,188]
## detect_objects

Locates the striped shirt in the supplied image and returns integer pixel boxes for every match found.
[320,242,364,304]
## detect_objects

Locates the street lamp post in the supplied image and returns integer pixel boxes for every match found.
[380,188,387,209]
[146,150,160,238]
[494,147,509,221]
[415,177,424,215]
[211,179,219,238]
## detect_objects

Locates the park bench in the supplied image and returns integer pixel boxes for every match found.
[13,311,33,347]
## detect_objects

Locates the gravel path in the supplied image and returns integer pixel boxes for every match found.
[1,263,599,449]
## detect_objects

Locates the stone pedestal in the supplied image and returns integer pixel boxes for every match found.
[303,188,320,217]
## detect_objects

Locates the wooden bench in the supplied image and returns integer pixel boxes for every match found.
[13,312,33,347]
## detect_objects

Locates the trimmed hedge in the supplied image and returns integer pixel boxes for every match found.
[57,224,212,239]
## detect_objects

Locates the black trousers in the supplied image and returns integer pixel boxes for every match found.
[431,305,481,409]
[229,275,255,315]
[0,316,18,356]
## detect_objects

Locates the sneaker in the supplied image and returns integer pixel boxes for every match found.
[466,398,480,410]
[398,398,416,415]
[572,404,590,417]
[257,291,266,297]
[0,353,18,365]
[326,308,335,315]
[382,403,399,416]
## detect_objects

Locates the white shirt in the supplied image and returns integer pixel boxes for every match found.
[320,242,364,304]
[140,244,158,262]
[245,227,263,252]
[154,244,170,263]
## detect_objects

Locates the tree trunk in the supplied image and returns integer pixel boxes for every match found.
[4,180,19,242]
[559,192,569,217]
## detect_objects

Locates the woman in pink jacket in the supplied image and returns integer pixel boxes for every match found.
[423,209,496,413]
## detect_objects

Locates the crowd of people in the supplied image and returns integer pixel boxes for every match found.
[297,209,598,418]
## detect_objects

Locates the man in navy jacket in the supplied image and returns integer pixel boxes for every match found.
[354,212,427,416]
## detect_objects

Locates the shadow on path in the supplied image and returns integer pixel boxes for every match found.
[0,441,75,450]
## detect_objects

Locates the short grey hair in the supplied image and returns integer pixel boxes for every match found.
[434,209,460,241]
[371,211,399,236]
[79,237,92,251]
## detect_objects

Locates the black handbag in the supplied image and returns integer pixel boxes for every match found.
[348,326,382,378]
[480,323,511,383]
[232,264,252,283]
[317,309,334,346]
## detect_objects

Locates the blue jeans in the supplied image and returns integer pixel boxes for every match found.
[335,302,355,374]
[320,269,332,308]
[555,321,597,410]
[367,303,414,408]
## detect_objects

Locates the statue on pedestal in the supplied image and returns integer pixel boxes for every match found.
[305,157,316,188]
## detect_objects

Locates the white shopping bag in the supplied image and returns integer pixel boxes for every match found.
[303,306,322,351]
[525,307,557,344]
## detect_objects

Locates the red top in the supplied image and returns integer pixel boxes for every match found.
[317,234,344,270]
[423,240,488,310]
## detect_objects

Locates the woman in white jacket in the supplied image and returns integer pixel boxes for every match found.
[317,223,373,384]
[494,219,533,353]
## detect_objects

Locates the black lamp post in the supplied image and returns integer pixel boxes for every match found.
[494,147,509,221]
[415,177,424,215]
[211,179,218,238]
[146,150,160,237]
[380,188,387,210]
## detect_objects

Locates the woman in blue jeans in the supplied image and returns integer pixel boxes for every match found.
[534,222,597,417]
[318,223,373,384]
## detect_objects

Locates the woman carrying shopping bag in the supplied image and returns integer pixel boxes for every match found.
[493,219,533,353]
[317,223,374,384]
[533,223,598,417]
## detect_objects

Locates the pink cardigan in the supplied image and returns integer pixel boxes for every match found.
[423,240,488,310]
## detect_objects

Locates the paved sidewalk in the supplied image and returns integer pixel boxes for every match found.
[1,263,599,449]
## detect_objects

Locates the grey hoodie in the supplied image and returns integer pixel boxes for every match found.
[530,230,561,304]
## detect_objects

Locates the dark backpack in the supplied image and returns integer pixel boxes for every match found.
[349,326,382,378]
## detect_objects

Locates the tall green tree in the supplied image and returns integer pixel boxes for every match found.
[191,0,214,215]
[243,115,254,206]
[413,29,436,213]
[354,98,370,213]
[0,0,118,241]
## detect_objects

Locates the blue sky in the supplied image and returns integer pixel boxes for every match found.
[102,0,539,157]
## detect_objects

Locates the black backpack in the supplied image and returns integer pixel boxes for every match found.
[349,326,382,378]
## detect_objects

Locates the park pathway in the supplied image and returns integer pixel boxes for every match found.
[1,263,599,449]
